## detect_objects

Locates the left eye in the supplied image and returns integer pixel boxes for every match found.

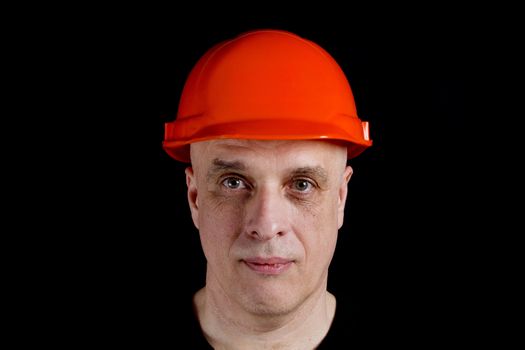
[293,179,312,192]
[222,177,246,189]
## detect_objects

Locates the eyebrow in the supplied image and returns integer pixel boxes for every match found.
[206,159,329,185]
[291,166,329,185]
[207,158,246,181]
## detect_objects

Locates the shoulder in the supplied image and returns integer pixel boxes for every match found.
[132,292,212,349]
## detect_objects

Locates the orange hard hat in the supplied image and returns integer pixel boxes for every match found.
[163,29,372,162]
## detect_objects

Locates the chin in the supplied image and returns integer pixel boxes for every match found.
[240,287,302,317]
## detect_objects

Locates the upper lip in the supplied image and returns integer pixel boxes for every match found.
[243,257,293,264]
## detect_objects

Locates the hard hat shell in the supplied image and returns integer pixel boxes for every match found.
[163,29,372,162]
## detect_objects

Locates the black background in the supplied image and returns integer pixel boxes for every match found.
[50,8,497,347]
[149,14,473,345]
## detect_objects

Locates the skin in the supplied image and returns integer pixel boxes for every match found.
[186,139,353,349]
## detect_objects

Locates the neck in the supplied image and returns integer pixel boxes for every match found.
[193,282,336,349]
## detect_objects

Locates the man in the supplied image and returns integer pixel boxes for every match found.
[163,29,372,349]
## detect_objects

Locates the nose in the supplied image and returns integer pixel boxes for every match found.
[244,186,290,241]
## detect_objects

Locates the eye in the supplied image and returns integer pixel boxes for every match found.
[222,177,247,190]
[293,179,313,192]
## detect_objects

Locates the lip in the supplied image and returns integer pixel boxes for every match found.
[242,257,293,275]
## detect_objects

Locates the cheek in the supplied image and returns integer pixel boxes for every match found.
[298,195,339,259]
[197,192,244,258]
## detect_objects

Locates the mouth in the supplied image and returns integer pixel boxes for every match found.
[242,257,293,275]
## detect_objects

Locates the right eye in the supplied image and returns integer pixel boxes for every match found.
[222,177,247,190]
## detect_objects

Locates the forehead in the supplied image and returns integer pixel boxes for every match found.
[190,139,346,168]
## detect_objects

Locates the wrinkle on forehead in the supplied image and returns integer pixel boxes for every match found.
[190,139,347,166]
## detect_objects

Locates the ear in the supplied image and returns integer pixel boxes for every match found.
[185,166,199,229]
[337,165,353,229]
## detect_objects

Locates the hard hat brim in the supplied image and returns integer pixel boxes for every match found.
[163,118,372,163]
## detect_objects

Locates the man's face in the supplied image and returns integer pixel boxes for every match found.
[186,139,352,316]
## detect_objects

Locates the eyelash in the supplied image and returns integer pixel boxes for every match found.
[220,176,315,194]
[221,176,249,190]
[291,178,314,193]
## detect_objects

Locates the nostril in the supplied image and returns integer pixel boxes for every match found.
[248,228,285,241]
[249,230,263,240]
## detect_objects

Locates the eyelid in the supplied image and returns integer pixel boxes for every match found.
[220,174,251,190]
[291,177,317,187]
[290,177,316,193]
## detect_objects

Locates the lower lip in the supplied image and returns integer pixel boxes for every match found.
[243,261,292,275]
